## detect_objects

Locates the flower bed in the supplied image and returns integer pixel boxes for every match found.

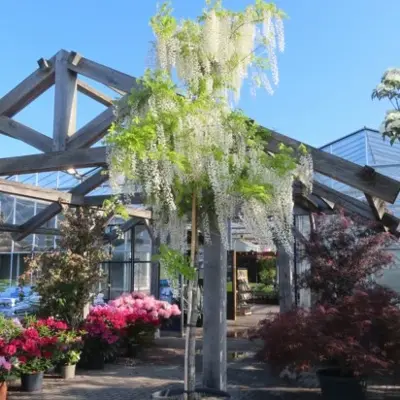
[81,292,181,364]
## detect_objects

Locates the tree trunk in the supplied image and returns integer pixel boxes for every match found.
[184,192,198,400]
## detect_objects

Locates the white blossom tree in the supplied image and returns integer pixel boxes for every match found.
[106,1,312,397]
[373,68,400,144]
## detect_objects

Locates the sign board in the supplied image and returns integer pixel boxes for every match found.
[237,268,248,283]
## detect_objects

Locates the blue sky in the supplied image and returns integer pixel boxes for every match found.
[1,0,399,158]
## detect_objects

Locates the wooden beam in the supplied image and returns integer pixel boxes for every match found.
[13,203,63,242]
[0,223,59,236]
[0,178,84,204]
[14,170,109,241]
[104,217,141,243]
[70,169,108,195]
[67,94,128,149]
[83,193,142,206]
[67,107,114,149]
[312,180,400,232]
[53,50,77,151]
[311,181,374,220]
[126,206,151,220]
[0,147,106,176]
[65,54,400,204]
[77,80,113,107]
[319,197,335,210]
[37,58,51,71]
[0,55,55,118]
[261,127,400,204]
[293,226,308,244]
[293,193,320,212]
[365,193,386,220]
[67,53,138,93]
[0,116,53,152]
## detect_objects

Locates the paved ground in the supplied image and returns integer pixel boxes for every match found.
[7,346,400,400]
[8,350,319,400]
[7,306,400,399]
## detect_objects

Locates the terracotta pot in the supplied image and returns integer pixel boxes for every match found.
[0,381,7,400]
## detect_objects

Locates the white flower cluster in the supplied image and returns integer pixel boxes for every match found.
[373,68,400,142]
[151,6,285,103]
[107,3,313,255]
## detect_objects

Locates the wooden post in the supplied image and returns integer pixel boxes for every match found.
[277,244,293,313]
[53,50,77,151]
[202,225,227,391]
[150,235,160,299]
[232,250,237,321]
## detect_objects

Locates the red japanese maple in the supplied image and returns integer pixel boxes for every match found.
[299,211,394,304]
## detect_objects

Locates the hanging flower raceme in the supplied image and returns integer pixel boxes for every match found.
[106,0,313,254]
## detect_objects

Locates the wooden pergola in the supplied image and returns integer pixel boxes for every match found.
[0,49,398,241]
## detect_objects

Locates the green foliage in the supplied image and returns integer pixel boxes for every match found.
[21,206,111,328]
[155,245,196,282]
[102,197,129,220]
[258,257,276,286]
[18,358,53,375]
[0,314,21,341]
[55,328,84,366]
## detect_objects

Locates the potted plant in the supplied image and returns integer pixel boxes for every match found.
[0,356,19,400]
[0,316,23,399]
[56,329,83,379]
[109,292,181,357]
[59,349,81,379]
[252,286,400,400]
[80,305,126,369]
[13,326,58,392]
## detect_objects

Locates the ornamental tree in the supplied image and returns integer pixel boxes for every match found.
[106,1,312,396]
[21,206,112,329]
[372,68,400,144]
[299,211,394,305]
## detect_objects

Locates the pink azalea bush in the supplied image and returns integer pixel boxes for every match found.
[109,292,181,350]
[81,292,181,361]
[109,292,181,325]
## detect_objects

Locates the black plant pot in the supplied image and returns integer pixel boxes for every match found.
[317,368,366,400]
[126,343,142,358]
[152,387,230,399]
[21,372,44,392]
[81,352,105,370]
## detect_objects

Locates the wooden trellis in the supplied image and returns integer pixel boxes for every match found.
[0,49,398,241]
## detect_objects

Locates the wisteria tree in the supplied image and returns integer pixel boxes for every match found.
[106,0,312,397]
[372,68,400,144]
[299,211,394,305]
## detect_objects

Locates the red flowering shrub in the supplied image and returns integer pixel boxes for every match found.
[81,305,127,362]
[254,286,400,376]
[299,211,394,304]
[0,316,22,381]
[12,325,59,374]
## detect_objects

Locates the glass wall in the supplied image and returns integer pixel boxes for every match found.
[319,128,400,294]
[0,189,153,297]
